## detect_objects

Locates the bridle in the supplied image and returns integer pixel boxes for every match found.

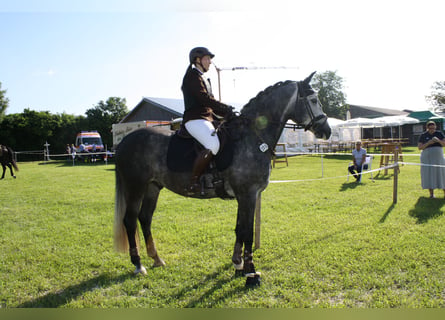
[295,81,328,132]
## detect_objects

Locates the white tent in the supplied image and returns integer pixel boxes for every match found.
[277,115,418,153]
[375,115,419,126]
[338,115,420,139]
[339,115,419,128]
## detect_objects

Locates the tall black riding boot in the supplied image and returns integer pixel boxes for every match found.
[187,149,213,195]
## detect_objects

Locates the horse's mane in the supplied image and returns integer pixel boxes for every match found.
[240,80,296,117]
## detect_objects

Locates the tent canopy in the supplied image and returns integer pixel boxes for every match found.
[339,115,419,128]
[408,111,443,122]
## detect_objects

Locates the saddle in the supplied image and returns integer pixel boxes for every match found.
[166,120,238,198]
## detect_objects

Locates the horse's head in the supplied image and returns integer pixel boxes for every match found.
[292,72,331,140]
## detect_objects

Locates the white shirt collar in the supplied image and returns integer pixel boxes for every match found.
[192,64,204,75]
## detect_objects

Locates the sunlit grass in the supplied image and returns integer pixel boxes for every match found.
[0,149,444,307]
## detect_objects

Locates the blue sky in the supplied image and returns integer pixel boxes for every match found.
[1,0,444,116]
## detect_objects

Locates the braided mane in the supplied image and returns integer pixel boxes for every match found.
[240,80,295,117]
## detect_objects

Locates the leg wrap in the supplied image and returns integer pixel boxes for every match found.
[130,247,141,266]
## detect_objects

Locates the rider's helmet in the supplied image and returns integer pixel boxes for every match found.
[189,47,215,64]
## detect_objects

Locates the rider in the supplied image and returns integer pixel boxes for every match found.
[181,46,234,194]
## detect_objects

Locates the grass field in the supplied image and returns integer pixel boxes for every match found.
[0,148,444,308]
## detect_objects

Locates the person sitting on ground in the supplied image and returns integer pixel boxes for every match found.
[348,141,367,182]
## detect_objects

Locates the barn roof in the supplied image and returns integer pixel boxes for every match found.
[120,97,183,123]
[348,104,409,119]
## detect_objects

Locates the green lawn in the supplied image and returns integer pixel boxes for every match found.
[0,149,444,307]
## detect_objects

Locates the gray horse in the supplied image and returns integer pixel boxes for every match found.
[114,72,331,286]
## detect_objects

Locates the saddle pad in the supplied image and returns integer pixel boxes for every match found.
[167,132,235,172]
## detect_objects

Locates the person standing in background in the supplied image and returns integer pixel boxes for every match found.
[418,120,445,198]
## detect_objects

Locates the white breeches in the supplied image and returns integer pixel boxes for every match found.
[185,119,220,155]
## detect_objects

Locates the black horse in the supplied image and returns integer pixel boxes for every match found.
[114,72,331,286]
[0,145,19,179]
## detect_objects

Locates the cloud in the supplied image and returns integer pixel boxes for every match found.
[31,68,57,77]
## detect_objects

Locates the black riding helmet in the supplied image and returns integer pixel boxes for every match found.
[189,47,215,64]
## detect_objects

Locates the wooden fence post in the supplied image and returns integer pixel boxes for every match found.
[393,147,399,204]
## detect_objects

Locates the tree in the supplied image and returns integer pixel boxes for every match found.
[311,70,348,119]
[85,97,129,148]
[426,81,445,112]
[0,109,86,156]
[0,81,9,120]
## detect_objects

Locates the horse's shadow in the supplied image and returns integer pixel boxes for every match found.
[17,273,134,307]
[17,263,244,307]
[408,196,445,224]
[174,263,250,307]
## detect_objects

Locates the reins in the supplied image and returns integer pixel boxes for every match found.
[215,80,328,156]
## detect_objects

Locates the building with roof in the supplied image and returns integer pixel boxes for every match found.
[111,97,184,148]
[348,104,409,119]
[120,97,183,123]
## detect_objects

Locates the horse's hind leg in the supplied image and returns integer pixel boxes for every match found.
[139,183,165,267]
[124,200,147,275]
[1,165,5,179]
[7,164,16,178]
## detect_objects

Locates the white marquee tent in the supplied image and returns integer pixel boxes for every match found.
[278,115,419,153]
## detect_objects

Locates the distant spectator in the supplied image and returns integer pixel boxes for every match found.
[91,143,97,162]
[418,121,445,198]
[66,144,71,160]
[348,141,367,182]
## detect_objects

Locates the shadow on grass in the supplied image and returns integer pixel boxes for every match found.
[339,181,360,191]
[17,273,133,307]
[17,264,248,308]
[38,159,114,168]
[379,203,395,223]
[409,196,445,224]
[173,263,250,307]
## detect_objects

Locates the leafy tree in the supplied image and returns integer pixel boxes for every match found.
[85,97,129,148]
[311,70,348,119]
[426,81,445,112]
[0,109,86,157]
[0,81,9,120]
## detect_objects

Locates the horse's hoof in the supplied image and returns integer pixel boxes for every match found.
[233,260,244,270]
[13,176,16,179]
[153,258,166,267]
[245,272,261,287]
[134,266,147,275]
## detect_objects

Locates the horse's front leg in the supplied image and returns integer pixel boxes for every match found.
[1,165,5,179]
[234,190,261,287]
[232,241,244,277]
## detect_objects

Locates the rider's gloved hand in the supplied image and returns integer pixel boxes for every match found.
[224,106,236,121]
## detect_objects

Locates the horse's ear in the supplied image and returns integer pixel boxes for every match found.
[304,71,316,84]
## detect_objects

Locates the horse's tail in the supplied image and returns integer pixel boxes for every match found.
[113,168,141,252]
[6,146,19,171]
[114,171,129,252]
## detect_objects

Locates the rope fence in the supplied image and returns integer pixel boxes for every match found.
[11,147,444,249]
[13,150,115,165]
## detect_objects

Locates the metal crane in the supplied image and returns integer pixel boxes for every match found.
[213,64,299,101]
